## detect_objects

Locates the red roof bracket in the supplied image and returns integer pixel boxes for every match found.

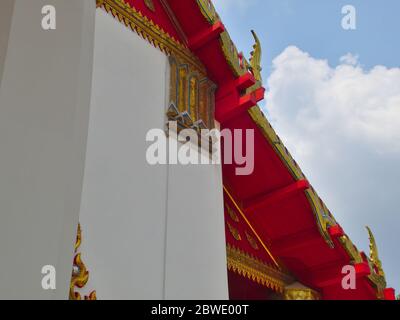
[383,288,396,300]
[188,21,225,51]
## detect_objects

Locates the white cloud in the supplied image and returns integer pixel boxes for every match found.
[267,46,400,157]
[339,53,359,66]
[265,46,400,288]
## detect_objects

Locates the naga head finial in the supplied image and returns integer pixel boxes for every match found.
[366,226,385,277]
[249,30,262,83]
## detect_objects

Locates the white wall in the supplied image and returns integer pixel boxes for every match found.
[78,9,169,300]
[165,148,228,300]
[78,9,228,300]
[0,0,95,299]
[0,0,15,87]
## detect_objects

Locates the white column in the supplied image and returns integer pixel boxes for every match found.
[0,0,95,299]
[165,146,229,300]
[0,0,15,86]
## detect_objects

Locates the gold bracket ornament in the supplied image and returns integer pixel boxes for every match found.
[70,224,97,300]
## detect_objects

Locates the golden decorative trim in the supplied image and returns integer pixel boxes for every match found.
[226,204,239,223]
[196,0,219,24]
[245,231,259,251]
[366,226,385,278]
[96,0,206,74]
[70,224,97,300]
[223,186,281,269]
[227,245,293,293]
[227,222,241,241]
[143,0,155,12]
[284,287,320,300]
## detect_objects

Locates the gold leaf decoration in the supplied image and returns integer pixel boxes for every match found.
[226,205,239,223]
[227,222,241,241]
[226,245,293,293]
[245,231,259,250]
[144,0,155,12]
[70,224,97,300]
[366,226,386,278]
[249,30,262,83]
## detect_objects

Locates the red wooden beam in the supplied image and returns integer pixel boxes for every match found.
[236,72,256,91]
[383,288,396,300]
[328,225,345,238]
[188,21,225,51]
[271,228,322,254]
[216,87,265,124]
[244,179,310,213]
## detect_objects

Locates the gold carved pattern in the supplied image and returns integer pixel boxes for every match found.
[338,233,387,291]
[96,0,206,74]
[226,204,239,223]
[249,30,262,83]
[284,288,320,300]
[196,0,219,24]
[227,222,241,241]
[143,0,155,12]
[178,64,189,113]
[189,76,199,121]
[245,231,259,251]
[366,226,385,278]
[168,57,216,131]
[224,186,281,269]
[227,245,293,293]
[70,224,97,300]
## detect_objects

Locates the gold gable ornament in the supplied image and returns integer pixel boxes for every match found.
[366,226,386,278]
[70,224,97,300]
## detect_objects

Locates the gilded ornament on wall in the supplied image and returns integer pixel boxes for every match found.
[70,224,97,300]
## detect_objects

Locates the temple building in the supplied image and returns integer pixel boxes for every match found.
[0,0,396,300]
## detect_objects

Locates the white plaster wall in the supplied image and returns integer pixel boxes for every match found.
[0,0,95,299]
[79,9,228,300]
[78,9,169,300]
[165,145,228,300]
[0,0,15,87]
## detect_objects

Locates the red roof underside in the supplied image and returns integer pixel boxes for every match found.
[124,0,382,300]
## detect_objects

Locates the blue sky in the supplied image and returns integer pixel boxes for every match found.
[214,0,400,75]
[214,0,400,292]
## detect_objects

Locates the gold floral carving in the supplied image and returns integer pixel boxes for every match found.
[224,186,281,270]
[227,222,241,241]
[70,224,96,300]
[227,245,293,293]
[226,204,239,223]
[245,231,259,251]
[249,30,262,84]
[366,226,385,278]
[143,0,155,12]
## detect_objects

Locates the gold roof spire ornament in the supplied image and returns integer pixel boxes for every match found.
[249,30,263,83]
[366,226,385,278]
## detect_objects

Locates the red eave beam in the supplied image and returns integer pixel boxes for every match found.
[244,179,310,213]
[383,288,396,300]
[188,21,225,51]
[271,228,322,254]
